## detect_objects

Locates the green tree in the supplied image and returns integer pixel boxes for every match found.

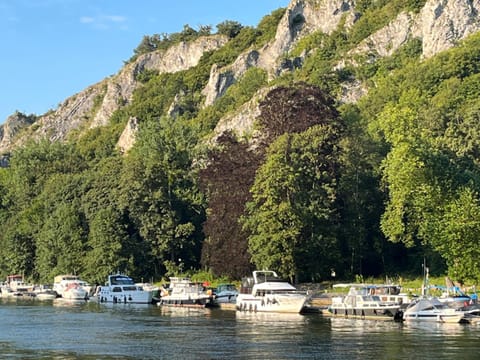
[120,116,204,276]
[216,20,243,38]
[424,188,480,282]
[35,202,87,283]
[83,207,129,284]
[243,124,343,282]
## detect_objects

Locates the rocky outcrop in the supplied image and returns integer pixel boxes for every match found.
[203,0,480,106]
[117,116,138,154]
[2,0,480,155]
[93,35,228,128]
[35,82,107,142]
[418,0,480,58]
[212,87,269,143]
[346,0,480,61]
[0,35,228,155]
[202,0,357,105]
[0,111,37,152]
[0,81,107,154]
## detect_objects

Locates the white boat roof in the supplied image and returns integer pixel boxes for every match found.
[253,282,296,291]
[54,274,81,282]
[406,297,448,312]
[332,283,400,288]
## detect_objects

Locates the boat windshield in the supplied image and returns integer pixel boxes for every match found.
[110,276,135,285]
[217,284,236,292]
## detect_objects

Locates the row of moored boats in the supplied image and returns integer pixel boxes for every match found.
[1,272,479,324]
[0,271,308,313]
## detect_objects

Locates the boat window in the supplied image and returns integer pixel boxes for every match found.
[112,287,122,293]
[111,276,135,285]
[122,286,138,291]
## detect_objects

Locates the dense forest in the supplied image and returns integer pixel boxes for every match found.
[1,0,479,285]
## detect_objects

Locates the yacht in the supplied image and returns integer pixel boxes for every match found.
[158,277,215,308]
[1,275,35,297]
[327,284,403,320]
[92,274,154,304]
[236,270,308,313]
[53,274,91,299]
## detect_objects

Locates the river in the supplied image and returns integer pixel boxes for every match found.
[0,298,479,359]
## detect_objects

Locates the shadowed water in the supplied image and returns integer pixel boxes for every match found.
[0,298,479,359]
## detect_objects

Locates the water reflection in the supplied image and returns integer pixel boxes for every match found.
[402,320,469,335]
[158,305,214,318]
[52,298,89,307]
[236,311,308,323]
[0,300,479,359]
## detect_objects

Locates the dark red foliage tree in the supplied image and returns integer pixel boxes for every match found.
[199,83,341,279]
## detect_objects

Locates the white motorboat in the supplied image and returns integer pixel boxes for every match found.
[326,284,406,320]
[214,283,238,304]
[236,270,308,313]
[62,282,89,300]
[403,297,467,323]
[92,274,153,304]
[34,285,58,300]
[1,275,35,297]
[53,274,91,299]
[158,277,215,308]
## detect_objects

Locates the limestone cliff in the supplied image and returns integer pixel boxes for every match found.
[348,0,480,59]
[92,35,228,129]
[0,35,227,154]
[0,111,37,164]
[207,0,480,139]
[1,0,479,156]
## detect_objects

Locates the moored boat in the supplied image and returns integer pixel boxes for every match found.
[236,270,308,313]
[158,277,215,308]
[432,277,472,308]
[92,274,154,304]
[326,284,403,320]
[1,275,35,298]
[62,282,89,300]
[403,297,467,323]
[34,285,58,301]
[214,283,238,304]
[53,274,91,299]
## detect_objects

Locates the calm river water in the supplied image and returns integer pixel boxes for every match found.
[0,298,479,359]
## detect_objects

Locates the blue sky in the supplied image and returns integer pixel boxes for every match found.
[0,0,289,123]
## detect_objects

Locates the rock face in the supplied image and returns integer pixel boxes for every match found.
[1,0,480,155]
[350,0,480,59]
[0,112,36,150]
[201,0,357,106]
[203,0,480,109]
[419,0,480,58]
[92,35,228,128]
[117,117,139,154]
[211,87,272,146]
[0,35,227,154]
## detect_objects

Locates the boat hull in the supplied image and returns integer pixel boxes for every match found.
[35,291,58,301]
[159,295,215,308]
[327,306,401,320]
[95,292,153,304]
[402,298,467,323]
[63,288,88,300]
[236,294,307,314]
[214,293,238,304]
[403,312,465,323]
